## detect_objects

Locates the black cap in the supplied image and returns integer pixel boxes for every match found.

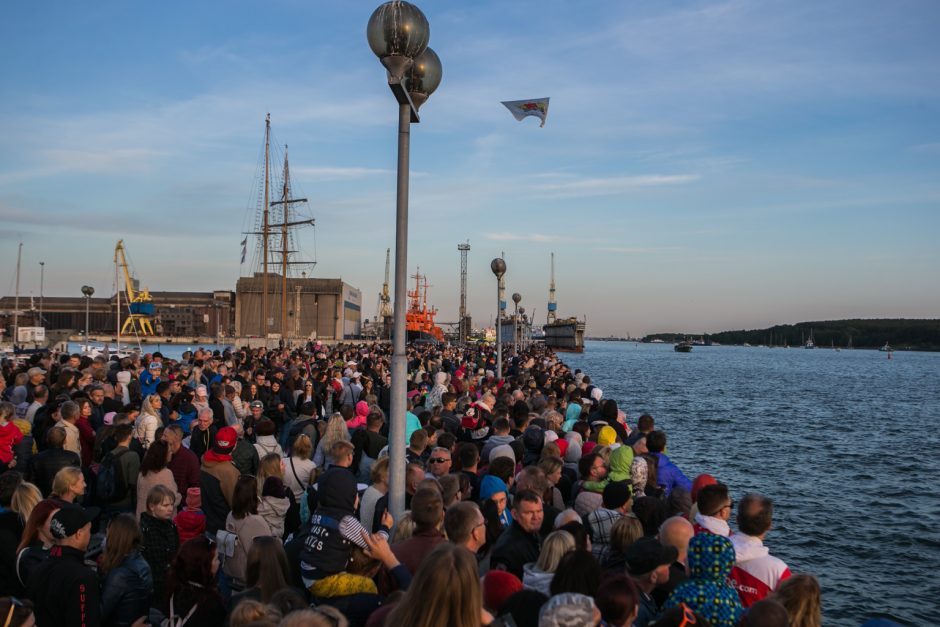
[50,506,96,539]
[624,537,678,575]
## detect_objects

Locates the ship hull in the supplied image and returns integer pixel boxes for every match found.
[543,318,585,352]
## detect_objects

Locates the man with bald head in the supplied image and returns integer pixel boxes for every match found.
[653,516,695,606]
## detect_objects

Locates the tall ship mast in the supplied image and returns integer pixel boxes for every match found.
[242,114,316,339]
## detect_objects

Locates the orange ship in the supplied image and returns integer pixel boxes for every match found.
[406,270,444,342]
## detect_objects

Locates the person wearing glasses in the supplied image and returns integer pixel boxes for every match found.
[692,484,733,537]
[425,447,452,479]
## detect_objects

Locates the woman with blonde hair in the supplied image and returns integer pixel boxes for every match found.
[386,542,490,627]
[11,481,42,523]
[135,394,161,450]
[359,456,389,531]
[50,466,85,504]
[771,574,822,627]
[522,529,575,596]
[284,434,316,502]
[312,413,349,468]
[257,453,290,537]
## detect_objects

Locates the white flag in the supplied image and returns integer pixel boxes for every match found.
[501,98,550,127]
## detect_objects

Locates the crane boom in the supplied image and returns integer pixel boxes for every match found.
[114,240,156,335]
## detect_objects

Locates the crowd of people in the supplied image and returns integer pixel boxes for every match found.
[0,340,829,627]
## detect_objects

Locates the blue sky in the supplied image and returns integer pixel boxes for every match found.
[2,0,939,336]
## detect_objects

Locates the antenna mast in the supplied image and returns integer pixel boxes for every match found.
[458,241,470,343]
[547,252,557,324]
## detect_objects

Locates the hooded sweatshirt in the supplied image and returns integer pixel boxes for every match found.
[300,467,388,588]
[479,474,513,528]
[729,533,791,607]
[608,445,634,483]
[664,533,743,627]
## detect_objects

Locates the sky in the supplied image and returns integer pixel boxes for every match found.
[2,0,939,337]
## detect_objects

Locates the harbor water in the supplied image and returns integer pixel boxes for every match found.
[564,341,940,626]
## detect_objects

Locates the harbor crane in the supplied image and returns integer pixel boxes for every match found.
[114,240,156,335]
[378,248,392,338]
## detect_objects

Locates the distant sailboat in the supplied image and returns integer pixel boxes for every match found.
[804,329,816,349]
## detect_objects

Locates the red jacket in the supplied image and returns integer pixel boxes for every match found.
[0,422,23,464]
[729,533,791,607]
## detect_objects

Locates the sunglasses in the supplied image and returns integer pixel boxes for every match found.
[429,458,450,464]
[677,603,698,627]
[3,598,28,627]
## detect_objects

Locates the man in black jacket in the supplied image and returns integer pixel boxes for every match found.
[28,505,101,627]
[0,472,25,597]
[26,426,80,497]
[490,489,544,579]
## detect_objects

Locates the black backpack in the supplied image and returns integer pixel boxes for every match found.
[96,449,131,503]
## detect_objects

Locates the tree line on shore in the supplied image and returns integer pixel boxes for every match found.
[644,318,940,351]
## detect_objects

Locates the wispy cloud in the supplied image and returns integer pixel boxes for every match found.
[484,232,577,243]
[532,174,699,197]
[290,166,393,180]
[597,246,682,254]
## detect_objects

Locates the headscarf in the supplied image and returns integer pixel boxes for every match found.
[664,533,743,627]
[562,403,582,431]
[608,445,634,483]
[631,456,648,499]
[597,425,617,447]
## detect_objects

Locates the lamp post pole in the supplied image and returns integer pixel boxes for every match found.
[512,293,521,354]
[519,307,526,351]
[491,258,506,378]
[81,285,95,347]
[39,262,45,324]
[368,0,442,524]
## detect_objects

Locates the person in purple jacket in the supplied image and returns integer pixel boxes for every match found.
[646,430,692,496]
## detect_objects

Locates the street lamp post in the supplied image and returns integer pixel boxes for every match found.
[512,293,521,354]
[39,262,45,325]
[490,258,506,377]
[519,307,526,351]
[368,0,442,524]
[81,285,95,348]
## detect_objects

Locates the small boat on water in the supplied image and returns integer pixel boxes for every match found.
[674,340,693,353]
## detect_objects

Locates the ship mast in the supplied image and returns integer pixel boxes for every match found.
[261,113,271,337]
[280,146,290,338]
[547,252,557,324]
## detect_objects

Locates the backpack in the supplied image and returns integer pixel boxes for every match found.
[96,449,131,503]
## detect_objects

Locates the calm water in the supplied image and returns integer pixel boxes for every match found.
[564,341,940,626]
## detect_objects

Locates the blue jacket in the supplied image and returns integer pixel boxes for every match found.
[653,452,692,496]
[100,550,153,627]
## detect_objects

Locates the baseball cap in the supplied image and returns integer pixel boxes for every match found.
[249,400,264,410]
[148,362,162,370]
[27,367,47,377]
[624,537,678,575]
[213,426,238,453]
[50,506,96,540]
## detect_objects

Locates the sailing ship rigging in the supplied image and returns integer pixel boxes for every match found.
[242,114,317,339]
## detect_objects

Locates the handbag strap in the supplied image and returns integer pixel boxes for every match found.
[289,457,304,486]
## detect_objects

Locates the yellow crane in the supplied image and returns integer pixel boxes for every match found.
[114,240,156,335]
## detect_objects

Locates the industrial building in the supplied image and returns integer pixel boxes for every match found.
[234,274,361,340]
